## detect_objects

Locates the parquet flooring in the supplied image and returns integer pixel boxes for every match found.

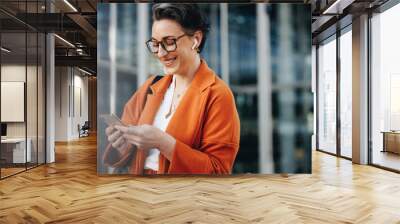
[1,167,26,178]
[0,134,400,223]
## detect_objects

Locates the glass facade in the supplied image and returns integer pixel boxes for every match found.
[371,3,400,171]
[314,1,400,172]
[317,35,337,155]
[269,4,312,173]
[316,27,353,159]
[0,1,46,179]
[339,27,352,158]
[228,4,259,173]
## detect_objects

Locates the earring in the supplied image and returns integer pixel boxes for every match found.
[192,39,200,53]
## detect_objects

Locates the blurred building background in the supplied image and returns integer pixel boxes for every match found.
[97,3,313,174]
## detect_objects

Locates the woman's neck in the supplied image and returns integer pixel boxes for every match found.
[174,56,201,89]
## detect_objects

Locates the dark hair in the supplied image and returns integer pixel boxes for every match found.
[152,3,210,53]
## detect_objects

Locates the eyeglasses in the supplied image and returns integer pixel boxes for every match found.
[146,34,187,54]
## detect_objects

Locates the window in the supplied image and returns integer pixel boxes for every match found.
[339,28,352,158]
[370,3,400,171]
[0,1,46,179]
[317,35,337,154]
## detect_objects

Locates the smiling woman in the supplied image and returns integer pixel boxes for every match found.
[102,3,241,175]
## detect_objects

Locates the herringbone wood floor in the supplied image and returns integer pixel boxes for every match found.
[1,134,400,224]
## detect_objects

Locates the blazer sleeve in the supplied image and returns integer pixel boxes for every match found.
[168,87,240,174]
[102,77,154,168]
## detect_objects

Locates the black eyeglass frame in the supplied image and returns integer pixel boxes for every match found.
[145,33,188,54]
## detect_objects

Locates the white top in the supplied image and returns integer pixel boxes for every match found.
[144,75,176,171]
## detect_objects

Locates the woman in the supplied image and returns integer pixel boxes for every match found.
[103,3,240,175]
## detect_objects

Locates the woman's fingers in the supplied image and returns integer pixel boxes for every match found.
[114,125,160,150]
[105,126,115,136]
[112,135,126,149]
[114,125,128,133]
[123,134,140,145]
[115,125,141,136]
[115,142,130,155]
[108,129,122,143]
[127,126,141,136]
[112,125,141,147]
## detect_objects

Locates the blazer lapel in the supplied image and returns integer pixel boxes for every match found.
[159,59,216,174]
[159,87,211,174]
[138,93,164,125]
[131,75,173,174]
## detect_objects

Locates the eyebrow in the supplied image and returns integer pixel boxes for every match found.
[150,36,176,41]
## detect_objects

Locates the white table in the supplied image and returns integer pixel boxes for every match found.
[1,138,32,163]
[381,131,400,154]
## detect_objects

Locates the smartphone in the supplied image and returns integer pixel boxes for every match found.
[100,113,125,126]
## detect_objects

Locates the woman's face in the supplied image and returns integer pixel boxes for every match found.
[151,19,201,75]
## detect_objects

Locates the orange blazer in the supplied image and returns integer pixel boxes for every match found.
[103,59,240,174]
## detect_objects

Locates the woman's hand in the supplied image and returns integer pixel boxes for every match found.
[115,124,176,161]
[105,125,132,155]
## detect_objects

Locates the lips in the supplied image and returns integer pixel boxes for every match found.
[163,56,177,67]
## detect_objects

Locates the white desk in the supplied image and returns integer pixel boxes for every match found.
[381,131,400,154]
[1,138,31,163]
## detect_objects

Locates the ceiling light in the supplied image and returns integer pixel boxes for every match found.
[54,34,75,48]
[78,67,92,76]
[63,0,78,12]
[1,47,11,53]
[322,0,354,15]
[323,0,342,14]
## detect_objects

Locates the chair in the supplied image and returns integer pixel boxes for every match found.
[79,121,90,138]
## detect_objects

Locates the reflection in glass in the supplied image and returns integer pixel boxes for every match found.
[38,32,46,165]
[199,4,221,76]
[0,0,46,179]
[371,4,400,171]
[339,29,352,158]
[27,31,38,169]
[229,4,259,173]
[97,3,312,174]
[270,4,312,173]
[1,32,28,177]
[317,36,337,155]
[97,4,138,174]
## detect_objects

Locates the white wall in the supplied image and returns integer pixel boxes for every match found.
[1,64,46,164]
[1,82,25,122]
[1,65,40,138]
[55,66,69,141]
[55,67,89,141]
[72,73,89,138]
[1,65,27,143]
[1,65,26,133]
